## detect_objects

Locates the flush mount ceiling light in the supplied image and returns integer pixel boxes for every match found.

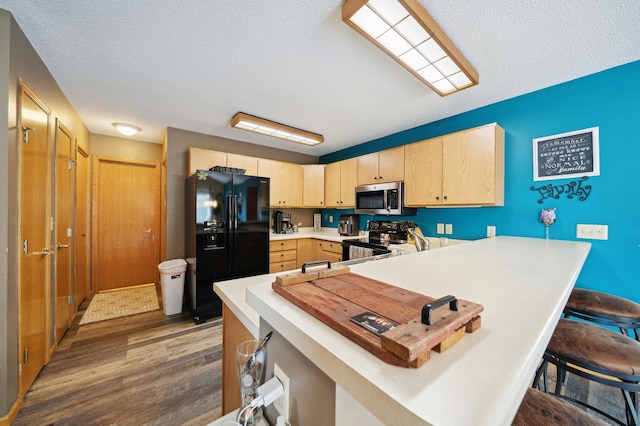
[112,122,141,136]
[230,112,324,146]
[342,0,479,96]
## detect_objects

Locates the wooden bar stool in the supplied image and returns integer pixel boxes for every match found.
[513,388,608,425]
[564,288,640,341]
[534,318,640,425]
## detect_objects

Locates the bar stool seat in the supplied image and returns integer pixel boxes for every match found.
[535,318,640,425]
[513,388,608,425]
[564,288,640,340]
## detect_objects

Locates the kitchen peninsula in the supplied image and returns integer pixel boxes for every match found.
[214,236,591,425]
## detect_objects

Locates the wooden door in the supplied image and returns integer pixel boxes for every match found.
[281,162,303,207]
[257,159,282,206]
[92,157,161,292]
[18,81,51,395]
[356,152,379,185]
[75,147,90,306]
[54,121,75,343]
[442,126,497,205]
[324,162,341,208]
[404,137,443,205]
[227,153,258,176]
[339,158,358,208]
[378,146,405,183]
[187,147,227,176]
[302,165,325,207]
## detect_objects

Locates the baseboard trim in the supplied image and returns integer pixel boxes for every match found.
[0,396,24,426]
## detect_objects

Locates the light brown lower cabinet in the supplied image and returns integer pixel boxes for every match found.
[221,303,254,415]
[269,240,297,273]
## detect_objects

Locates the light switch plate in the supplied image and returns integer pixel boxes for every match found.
[445,224,453,235]
[437,223,445,234]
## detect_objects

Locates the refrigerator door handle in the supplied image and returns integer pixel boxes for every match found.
[226,194,234,231]
[233,195,238,230]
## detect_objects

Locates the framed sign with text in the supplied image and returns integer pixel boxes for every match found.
[533,126,600,181]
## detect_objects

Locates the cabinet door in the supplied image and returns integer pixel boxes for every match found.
[281,162,303,207]
[296,238,315,268]
[442,125,500,205]
[404,137,443,205]
[228,153,258,176]
[303,165,325,208]
[187,147,227,176]
[356,152,380,185]
[339,158,358,207]
[258,159,282,206]
[378,146,405,183]
[325,162,342,208]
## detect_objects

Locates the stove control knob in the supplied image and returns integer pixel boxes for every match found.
[400,222,409,232]
[369,222,379,230]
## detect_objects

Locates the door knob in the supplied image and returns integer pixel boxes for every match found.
[57,243,71,249]
[143,229,153,233]
[40,248,53,256]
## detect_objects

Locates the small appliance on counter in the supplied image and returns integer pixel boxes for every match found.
[338,214,360,236]
[274,210,294,234]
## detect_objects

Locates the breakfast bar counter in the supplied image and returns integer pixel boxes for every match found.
[237,236,591,425]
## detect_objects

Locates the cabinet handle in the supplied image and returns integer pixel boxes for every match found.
[436,196,440,200]
[373,176,377,180]
[379,176,382,180]
[443,195,448,200]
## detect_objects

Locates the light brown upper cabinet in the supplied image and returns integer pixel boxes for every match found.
[405,123,504,206]
[258,159,303,207]
[325,158,358,208]
[356,146,405,185]
[227,153,258,175]
[187,147,258,176]
[302,164,325,208]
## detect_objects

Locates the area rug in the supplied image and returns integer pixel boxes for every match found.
[80,284,160,325]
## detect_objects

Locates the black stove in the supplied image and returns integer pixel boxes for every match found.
[341,220,417,260]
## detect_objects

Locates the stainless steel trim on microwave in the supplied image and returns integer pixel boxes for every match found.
[354,181,416,216]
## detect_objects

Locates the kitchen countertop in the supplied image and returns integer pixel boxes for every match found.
[225,236,591,425]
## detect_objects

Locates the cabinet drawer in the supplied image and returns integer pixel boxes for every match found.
[269,260,298,273]
[270,240,297,252]
[317,240,342,254]
[269,250,297,263]
[321,251,342,264]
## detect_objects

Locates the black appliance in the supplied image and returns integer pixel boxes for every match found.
[185,170,270,323]
[274,210,293,234]
[341,220,416,260]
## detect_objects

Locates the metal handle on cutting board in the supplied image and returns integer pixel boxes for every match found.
[421,295,458,325]
[302,260,332,273]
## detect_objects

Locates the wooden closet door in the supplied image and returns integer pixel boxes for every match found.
[18,81,52,395]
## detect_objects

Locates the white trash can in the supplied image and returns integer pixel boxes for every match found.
[185,257,197,310]
[158,259,187,315]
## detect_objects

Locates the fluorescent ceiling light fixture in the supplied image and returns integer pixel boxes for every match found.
[230,112,324,146]
[112,122,141,136]
[342,0,479,96]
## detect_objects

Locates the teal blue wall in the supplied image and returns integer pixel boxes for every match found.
[320,60,640,302]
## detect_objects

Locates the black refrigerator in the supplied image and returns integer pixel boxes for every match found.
[185,170,270,323]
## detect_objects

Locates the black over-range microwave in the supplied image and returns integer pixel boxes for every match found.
[354,182,416,216]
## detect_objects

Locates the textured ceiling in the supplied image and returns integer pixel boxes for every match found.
[2,0,639,156]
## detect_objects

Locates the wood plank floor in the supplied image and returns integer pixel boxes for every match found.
[14,289,629,425]
[14,290,223,426]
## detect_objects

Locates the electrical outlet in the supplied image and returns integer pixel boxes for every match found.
[445,224,453,235]
[437,223,445,234]
[273,363,290,419]
[329,215,333,223]
[487,226,496,238]
[576,224,608,240]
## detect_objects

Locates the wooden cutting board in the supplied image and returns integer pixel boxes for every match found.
[273,266,483,368]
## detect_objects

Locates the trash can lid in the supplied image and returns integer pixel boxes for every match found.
[158,258,187,272]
